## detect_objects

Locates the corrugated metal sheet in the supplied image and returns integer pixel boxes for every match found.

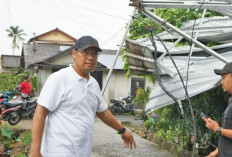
[23,43,65,68]
[97,54,124,69]
[157,16,232,43]
[145,51,232,113]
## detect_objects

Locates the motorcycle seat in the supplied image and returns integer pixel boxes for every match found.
[6,101,24,108]
[110,99,123,104]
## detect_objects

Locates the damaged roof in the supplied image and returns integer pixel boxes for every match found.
[125,16,232,113]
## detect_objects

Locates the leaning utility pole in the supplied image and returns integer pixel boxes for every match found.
[101,8,136,95]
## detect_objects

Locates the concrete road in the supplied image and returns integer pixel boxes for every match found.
[92,116,173,157]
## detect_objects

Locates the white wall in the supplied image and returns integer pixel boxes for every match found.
[38,68,52,91]
[102,71,154,107]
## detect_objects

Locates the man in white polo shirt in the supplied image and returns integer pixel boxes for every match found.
[30,36,136,157]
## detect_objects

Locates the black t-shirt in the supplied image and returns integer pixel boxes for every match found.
[218,96,232,157]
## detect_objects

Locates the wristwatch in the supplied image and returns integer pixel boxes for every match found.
[216,127,222,135]
[117,127,126,134]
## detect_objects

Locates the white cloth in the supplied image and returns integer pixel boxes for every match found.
[37,65,107,157]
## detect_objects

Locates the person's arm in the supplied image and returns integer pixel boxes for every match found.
[30,104,50,157]
[19,82,24,91]
[206,148,218,157]
[96,109,136,149]
[202,117,232,139]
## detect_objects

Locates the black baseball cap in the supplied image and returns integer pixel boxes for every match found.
[214,62,232,75]
[73,36,102,52]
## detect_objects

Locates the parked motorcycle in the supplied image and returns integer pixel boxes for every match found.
[0,91,13,104]
[0,92,37,125]
[110,96,135,115]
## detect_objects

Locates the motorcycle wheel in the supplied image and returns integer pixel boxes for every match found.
[111,106,119,115]
[8,111,21,125]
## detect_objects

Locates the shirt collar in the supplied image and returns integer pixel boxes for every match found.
[69,64,93,85]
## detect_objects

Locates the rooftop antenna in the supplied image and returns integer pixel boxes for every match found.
[33,32,36,52]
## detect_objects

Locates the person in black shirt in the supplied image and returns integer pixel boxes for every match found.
[203,62,232,157]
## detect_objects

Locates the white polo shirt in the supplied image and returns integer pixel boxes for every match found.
[37,65,107,157]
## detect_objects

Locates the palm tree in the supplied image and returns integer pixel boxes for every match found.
[6,26,26,55]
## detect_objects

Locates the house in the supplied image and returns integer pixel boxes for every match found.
[28,46,153,107]
[1,55,22,69]
[22,28,76,68]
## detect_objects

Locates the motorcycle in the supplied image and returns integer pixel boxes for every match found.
[0,98,23,125]
[0,92,37,125]
[110,96,135,115]
[0,91,13,104]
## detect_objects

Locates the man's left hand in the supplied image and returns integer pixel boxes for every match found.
[121,130,136,149]
[202,117,219,132]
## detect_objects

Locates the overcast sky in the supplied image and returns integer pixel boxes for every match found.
[0,0,134,56]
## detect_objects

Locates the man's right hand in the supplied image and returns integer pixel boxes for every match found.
[206,148,218,157]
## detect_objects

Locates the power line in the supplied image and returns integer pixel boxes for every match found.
[80,0,130,13]
[100,26,125,47]
[62,0,129,21]
[5,0,12,25]
[49,0,94,35]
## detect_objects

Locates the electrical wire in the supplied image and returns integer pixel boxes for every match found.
[133,14,198,156]
[100,26,125,47]
[62,0,129,21]
[71,0,130,13]
[5,0,12,25]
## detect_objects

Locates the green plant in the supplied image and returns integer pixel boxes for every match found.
[144,118,153,130]
[23,132,31,146]
[1,128,14,145]
[132,87,151,108]
[0,128,21,149]
[121,48,131,77]
[148,86,227,151]
[16,153,26,157]
[6,25,26,54]
[30,75,39,93]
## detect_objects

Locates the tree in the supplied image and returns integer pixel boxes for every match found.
[6,25,26,55]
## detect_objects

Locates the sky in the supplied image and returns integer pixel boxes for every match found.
[0,0,134,56]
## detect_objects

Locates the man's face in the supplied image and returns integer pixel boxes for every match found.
[72,47,98,77]
[221,73,232,94]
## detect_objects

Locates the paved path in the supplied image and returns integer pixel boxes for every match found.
[92,115,173,157]
[11,116,173,157]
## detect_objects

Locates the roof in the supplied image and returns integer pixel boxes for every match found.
[23,43,66,68]
[145,50,232,113]
[124,16,232,114]
[27,28,76,43]
[98,54,124,69]
[157,16,232,43]
[28,47,124,70]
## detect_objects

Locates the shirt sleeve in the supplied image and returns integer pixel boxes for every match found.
[37,72,64,112]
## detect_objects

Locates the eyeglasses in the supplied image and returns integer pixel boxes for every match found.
[77,50,99,57]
